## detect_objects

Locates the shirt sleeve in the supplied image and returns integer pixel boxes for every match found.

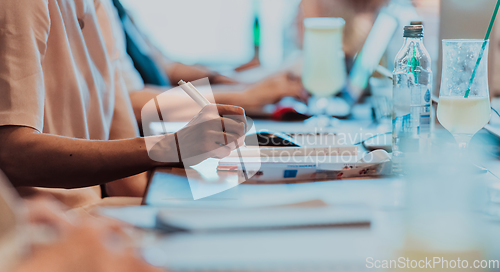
[0,0,50,132]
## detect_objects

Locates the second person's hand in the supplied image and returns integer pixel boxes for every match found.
[240,72,308,108]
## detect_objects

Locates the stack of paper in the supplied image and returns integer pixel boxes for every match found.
[218,147,391,182]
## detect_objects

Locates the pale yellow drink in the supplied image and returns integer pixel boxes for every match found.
[395,249,484,271]
[302,18,346,98]
[437,97,491,135]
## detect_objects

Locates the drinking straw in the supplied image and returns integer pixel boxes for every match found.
[464,0,500,98]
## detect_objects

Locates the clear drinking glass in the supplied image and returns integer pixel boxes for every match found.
[302,18,346,127]
[437,39,491,156]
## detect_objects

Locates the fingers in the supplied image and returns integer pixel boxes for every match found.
[175,103,248,164]
[192,117,245,147]
[215,104,245,117]
[207,131,240,159]
[208,130,239,148]
[207,127,246,159]
[215,104,247,125]
[262,72,305,103]
[215,118,245,154]
[210,145,232,159]
[223,131,243,148]
[297,88,310,103]
[285,72,305,97]
[220,117,246,136]
[201,104,244,118]
[195,104,246,131]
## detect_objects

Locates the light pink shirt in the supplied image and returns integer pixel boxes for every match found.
[0,0,139,207]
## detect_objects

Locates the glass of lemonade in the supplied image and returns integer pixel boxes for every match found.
[437,39,491,155]
[302,17,346,127]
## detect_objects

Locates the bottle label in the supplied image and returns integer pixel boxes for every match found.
[423,88,431,104]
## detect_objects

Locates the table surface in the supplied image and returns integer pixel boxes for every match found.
[101,119,500,272]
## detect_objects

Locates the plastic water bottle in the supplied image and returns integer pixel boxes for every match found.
[392,25,433,175]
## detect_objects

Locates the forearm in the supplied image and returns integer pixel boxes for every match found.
[213,92,249,108]
[130,85,251,124]
[165,62,211,85]
[0,127,168,189]
[165,63,238,85]
[130,87,204,123]
[211,85,264,108]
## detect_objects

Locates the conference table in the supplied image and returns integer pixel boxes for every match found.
[100,116,500,272]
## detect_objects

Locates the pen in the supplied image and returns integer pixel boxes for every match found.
[178,80,211,107]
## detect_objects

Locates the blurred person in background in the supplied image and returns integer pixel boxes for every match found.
[112,0,387,124]
[15,199,165,272]
[111,0,393,128]
[0,169,163,272]
[0,189,164,272]
[111,0,307,124]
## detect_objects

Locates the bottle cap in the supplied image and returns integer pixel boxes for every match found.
[410,21,423,26]
[404,25,424,38]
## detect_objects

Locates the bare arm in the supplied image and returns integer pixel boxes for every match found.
[165,62,238,85]
[0,126,167,189]
[0,105,246,189]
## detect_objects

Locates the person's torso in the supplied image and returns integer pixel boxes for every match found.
[27,0,128,207]
[41,0,120,140]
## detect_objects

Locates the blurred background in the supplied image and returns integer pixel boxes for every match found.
[120,0,301,70]
[119,0,500,101]
[119,0,437,74]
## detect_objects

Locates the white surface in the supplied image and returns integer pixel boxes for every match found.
[101,172,500,272]
[143,228,382,271]
[120,0,255,66]
[156,206,370,232]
